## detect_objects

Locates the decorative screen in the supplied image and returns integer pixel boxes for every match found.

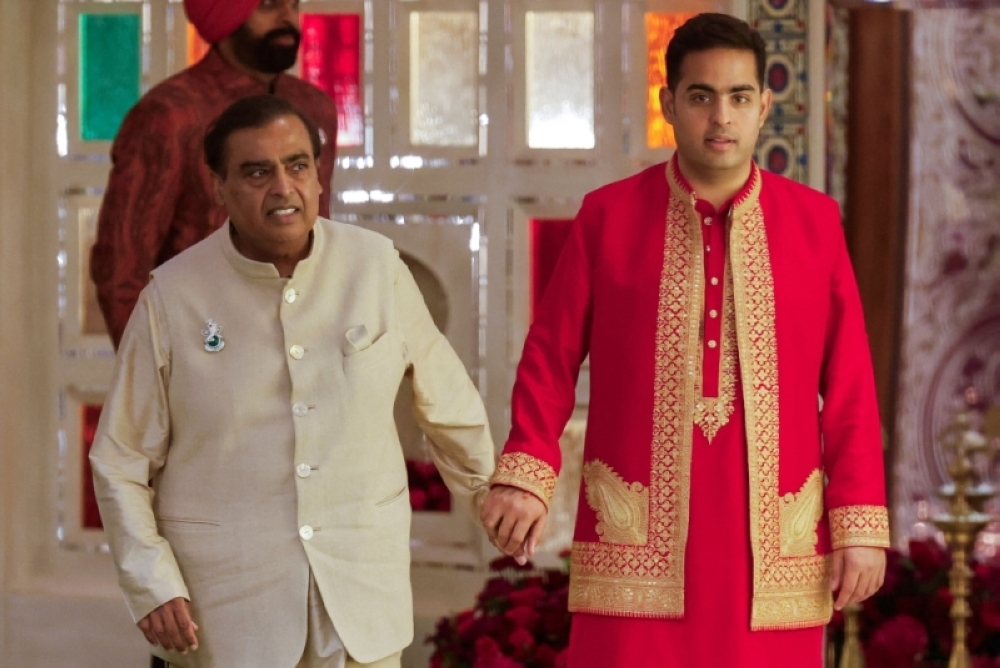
[525,11,595,149]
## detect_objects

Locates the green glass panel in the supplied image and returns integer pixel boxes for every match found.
[79,13,141,141]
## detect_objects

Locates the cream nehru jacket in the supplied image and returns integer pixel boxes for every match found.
[90,218,496,667]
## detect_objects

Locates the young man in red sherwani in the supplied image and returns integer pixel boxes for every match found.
[91,0,338,348]
[482,13,890,667]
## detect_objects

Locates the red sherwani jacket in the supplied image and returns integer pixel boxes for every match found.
[91,48,339,348]
[494,158,891,630]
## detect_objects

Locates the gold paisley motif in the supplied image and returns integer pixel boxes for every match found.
[780,469,825,557]
[582,460,649,546]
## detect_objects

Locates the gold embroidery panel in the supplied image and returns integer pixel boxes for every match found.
[492,452,558,507]
[829,505,891,549]
[692,264,737,442]
[582,460,649,546]
[568,162,701,617]
[730,180,832,629]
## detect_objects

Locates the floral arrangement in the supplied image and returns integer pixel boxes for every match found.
[406,459,452,512]
[427,556,571,667]
[431,539,1000,668]
[828,538,1000,667]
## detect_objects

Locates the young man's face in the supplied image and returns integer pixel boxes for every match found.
[659,48,772,182]
[213,114,321,263]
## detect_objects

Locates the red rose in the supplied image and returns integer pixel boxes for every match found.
[509,585,546,608]
[505,605,541,629]
[475,636,501,660]
[554,648,570,668]
[508,627,535,659]
[455,609,476,637]
[863,614,928,668]
[489,556,534,572]
[409,489,428,510]
[909,539,950,580]
[534,644,559,668]
[981,599,1000,631]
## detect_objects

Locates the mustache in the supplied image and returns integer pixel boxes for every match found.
[263,26,301,44]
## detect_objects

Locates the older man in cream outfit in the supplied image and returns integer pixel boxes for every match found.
[90,95,495,668]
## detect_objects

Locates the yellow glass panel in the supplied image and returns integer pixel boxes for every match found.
[646,13,695,149]
[187,22,211,66]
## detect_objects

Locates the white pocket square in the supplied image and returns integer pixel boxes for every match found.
[344,324,373,354]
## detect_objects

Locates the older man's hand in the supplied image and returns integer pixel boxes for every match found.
[831,546,886,610]
[481,484,548,564]
[138,597,199,653]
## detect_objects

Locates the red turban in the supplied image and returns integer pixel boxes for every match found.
[183,0,259,44]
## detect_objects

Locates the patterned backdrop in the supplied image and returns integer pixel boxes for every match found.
[893,9,1000,545]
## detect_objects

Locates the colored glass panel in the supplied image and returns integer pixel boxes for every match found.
[526,11,594,149]
[409,11,478,147]
[301,14,363,147]
[187,22,211,66]
[646,13,694,149]
[530,218,574,317]
[81,404,103,529]
[80,13,141,141]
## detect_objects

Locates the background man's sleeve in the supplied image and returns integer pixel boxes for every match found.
[395,255,496,517]
[91,101,185,349]
[492,195,597,508]
[89,282,189,622]
[819,205,892,550]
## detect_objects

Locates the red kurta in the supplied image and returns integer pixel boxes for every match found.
[91,48,339,348]
[493,157,890,666]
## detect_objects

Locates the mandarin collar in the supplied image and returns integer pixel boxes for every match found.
[219,218,325,280]
[666,153,761,220]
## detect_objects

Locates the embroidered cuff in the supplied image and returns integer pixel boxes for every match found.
[491,452,557,507]
[829,505,891,550]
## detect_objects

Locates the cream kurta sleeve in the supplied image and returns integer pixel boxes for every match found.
[395,257,496,516]
[89,281,189,622]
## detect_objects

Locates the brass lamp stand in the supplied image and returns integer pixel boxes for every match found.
[933,413,994,668]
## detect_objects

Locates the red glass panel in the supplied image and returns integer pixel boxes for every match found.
[530,218,575,318]
[81,404,104,529]
[300,14,363,147]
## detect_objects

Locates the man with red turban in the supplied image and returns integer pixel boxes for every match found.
[91,0,338,349]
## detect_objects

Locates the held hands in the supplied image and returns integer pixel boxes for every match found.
[138,597,199,654]
[481,484,549,565]
[831,546,886,610]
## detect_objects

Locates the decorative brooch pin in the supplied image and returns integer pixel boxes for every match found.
[202,319,225,353]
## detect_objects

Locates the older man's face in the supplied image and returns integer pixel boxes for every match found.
[213,114,321,265]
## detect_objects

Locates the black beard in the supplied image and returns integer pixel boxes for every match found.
[231,25,301,74]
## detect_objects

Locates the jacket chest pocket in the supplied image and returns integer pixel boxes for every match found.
[342,331,397,373]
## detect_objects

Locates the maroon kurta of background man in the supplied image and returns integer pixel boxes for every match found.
[91,48,339,348]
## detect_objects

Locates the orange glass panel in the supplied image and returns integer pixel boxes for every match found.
[187,22,211,66]
[646,13,694,149]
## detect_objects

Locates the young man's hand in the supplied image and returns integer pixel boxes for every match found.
[831,546,886,610]
[481,484,548,564]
